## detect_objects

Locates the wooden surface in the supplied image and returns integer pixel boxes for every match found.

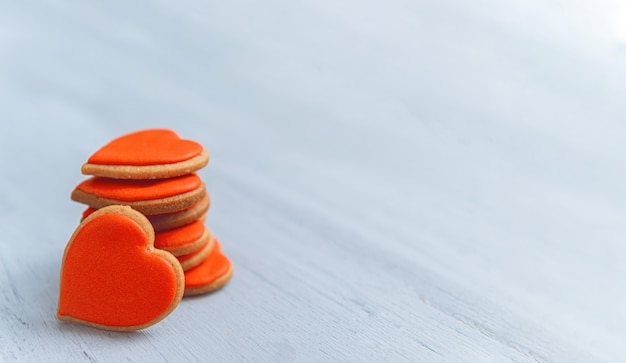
[2,1,626,361]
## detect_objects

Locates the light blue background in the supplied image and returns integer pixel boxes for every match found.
[2,1,626,361]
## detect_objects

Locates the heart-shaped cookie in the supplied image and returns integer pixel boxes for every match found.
[184,240,233,296]
[177,237,215,271]
[146,193,210,232]
[71,174,206,215]
[58,206,184,331]
[154,220,212,257]
[81,193,211,232]
[81,129,209,179]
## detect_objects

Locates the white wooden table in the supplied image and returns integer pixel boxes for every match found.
[2,1,626,361]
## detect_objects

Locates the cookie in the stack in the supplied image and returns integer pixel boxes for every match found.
[71,173,206,215]
[82,192,210,232]
[81,128,210,180]
[184,240,233,296]
[154,220,215,270]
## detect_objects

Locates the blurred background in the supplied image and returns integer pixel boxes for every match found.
[2,0,626,361]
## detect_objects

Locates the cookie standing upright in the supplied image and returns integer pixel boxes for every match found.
[81,129,210,180]
[58,206,184,331]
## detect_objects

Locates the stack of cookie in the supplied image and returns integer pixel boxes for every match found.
[70,129,233,296]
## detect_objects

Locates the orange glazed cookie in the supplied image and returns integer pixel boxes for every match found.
[184,240,233,296]
[147,193,210,232]
[82,193,210,232]
[81,129,209,179]
[154,220,212,257]
[71,174,206,215]
[58,206,184,331]
[177,238,215,271]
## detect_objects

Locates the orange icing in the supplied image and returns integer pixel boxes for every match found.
[58,214,180,327]
[154,220,205,250]
[88,129,203,166]
[184,240,231,288]
[82,208,97,219]
[76,174,201,201]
